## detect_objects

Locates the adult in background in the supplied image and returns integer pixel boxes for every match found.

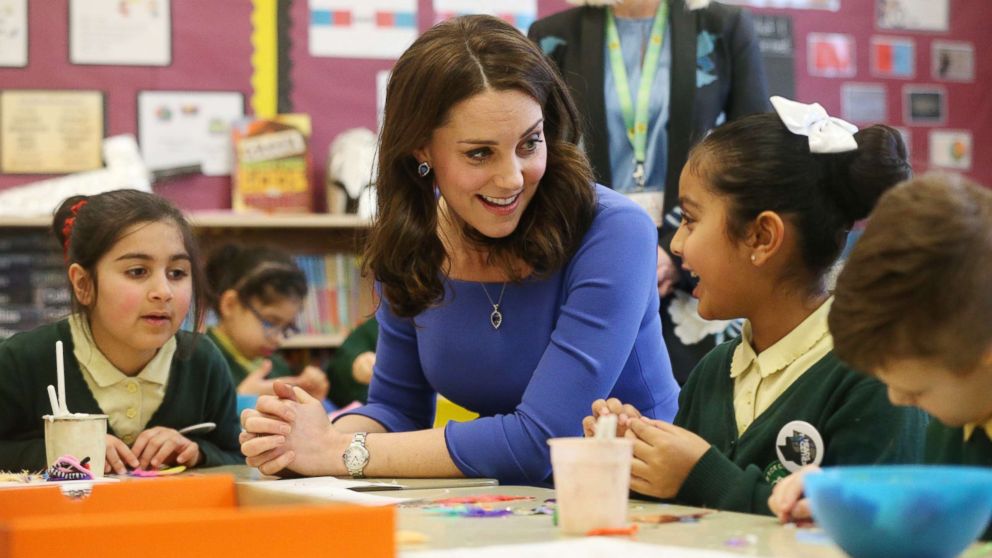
[529,0,769,382]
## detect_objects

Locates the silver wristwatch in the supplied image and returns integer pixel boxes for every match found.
[342,432,370,478]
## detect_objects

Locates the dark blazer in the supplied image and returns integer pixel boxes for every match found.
[528,1,769,219]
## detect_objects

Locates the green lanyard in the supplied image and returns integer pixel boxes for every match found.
[606,2,668,188]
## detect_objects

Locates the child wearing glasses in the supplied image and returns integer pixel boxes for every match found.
[204,244,329,401]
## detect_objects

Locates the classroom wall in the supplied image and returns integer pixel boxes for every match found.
[0,0,987,213]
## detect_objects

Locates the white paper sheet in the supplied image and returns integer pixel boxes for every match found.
[877,0,949,32]
[247,476,411,506]
[70,0,171,65]
[0,0,27,67]
[309,0,417,60]
[137,91,243,176]
[402,538,763,558]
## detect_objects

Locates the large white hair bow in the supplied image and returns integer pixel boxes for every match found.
[770,96,859,154]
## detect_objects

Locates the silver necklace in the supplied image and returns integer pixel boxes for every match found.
[479,282,507,330]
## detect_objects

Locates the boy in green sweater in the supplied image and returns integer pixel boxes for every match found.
[770,173,992,529]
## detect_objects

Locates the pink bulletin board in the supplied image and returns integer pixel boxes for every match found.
[0,0,254,210]
[740,0,990,186]
[1,0,987,215]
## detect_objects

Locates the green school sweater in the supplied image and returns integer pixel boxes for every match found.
[0,320,244,472]
[326,317,378,407]
[926,420,992,539]
[206,327,295,388]
[674,339,927,515]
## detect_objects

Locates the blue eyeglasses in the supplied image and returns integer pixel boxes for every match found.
[245,303,300,339]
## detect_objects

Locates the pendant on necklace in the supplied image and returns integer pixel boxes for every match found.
[490,305,503,330]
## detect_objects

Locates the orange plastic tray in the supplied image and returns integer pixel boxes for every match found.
[0,475,394,558]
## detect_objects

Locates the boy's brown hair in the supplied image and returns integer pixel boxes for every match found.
[829,173,992,375]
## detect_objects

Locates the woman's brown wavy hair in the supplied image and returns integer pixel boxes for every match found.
[365,14,596,318]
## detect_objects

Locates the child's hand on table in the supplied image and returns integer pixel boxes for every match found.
[582,398,643,437]
[131,426,201,470]
[768,465,820,523]
[627,417,711,499]
[105,434,139,474]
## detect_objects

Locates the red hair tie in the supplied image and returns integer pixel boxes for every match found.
[62,199,88,260]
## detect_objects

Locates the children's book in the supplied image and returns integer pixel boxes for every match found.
[231,114,314,213]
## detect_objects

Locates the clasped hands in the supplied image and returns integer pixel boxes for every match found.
[240,380,349,476]
[583,398,711,499]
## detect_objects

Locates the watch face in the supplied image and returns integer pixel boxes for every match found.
[343,444,370,471]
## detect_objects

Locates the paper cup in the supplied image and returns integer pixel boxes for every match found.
[549,437,633,535]
[43,414,109,478]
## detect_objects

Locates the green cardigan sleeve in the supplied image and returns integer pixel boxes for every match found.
[182,335,245,466]
[326,317,378,407]
[675,349,926,515]
[0,332,49,471]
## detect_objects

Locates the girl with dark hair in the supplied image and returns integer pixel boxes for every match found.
[204,243,328,401]
[585,97,926,513]
[0,189,243,474]
[240,14,680,483]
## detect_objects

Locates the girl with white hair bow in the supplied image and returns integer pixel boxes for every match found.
[581,97,926,515]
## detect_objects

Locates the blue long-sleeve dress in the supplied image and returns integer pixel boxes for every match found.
[340,185,680,483]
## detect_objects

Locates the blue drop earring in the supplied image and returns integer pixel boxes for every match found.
[417,161,432,178]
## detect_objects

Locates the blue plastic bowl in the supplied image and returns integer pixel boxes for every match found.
[805,465,992,558]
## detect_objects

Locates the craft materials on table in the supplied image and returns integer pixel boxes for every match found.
[632,511,712,524]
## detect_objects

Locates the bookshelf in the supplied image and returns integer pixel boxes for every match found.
[0,213,372,348]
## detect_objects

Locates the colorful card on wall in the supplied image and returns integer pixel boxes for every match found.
[807,33,856,78]
[232,114,314,214]
[0,0,27,67]
[903,86,946,125]
[308,0,417,59]
[841,83,887,123]
[929,130,971,171]
[932,41,974,82]
[877,0,949,32]
[870,37,914,79]
[0,90,104,174]
[432,0,537,33]
[69,0,171,66]
[137,91,244,176]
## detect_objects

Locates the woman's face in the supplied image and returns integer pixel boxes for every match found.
[416,88,547,240]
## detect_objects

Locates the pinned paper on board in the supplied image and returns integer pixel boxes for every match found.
[807,33,856,78]
[432,0,537,33]
[137,91,244,176]
[0,0,27,67]
[877,0,949,32]
[69,0,171,66]
[308,0,417,59]
[932,41,975,82]
[870,36,914,79]
[929,130,972,171]
[841,83,887,124]
[904,86,946,125]
[0,90,104,174]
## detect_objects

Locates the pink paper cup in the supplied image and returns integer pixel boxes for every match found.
[549,437,633,535]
